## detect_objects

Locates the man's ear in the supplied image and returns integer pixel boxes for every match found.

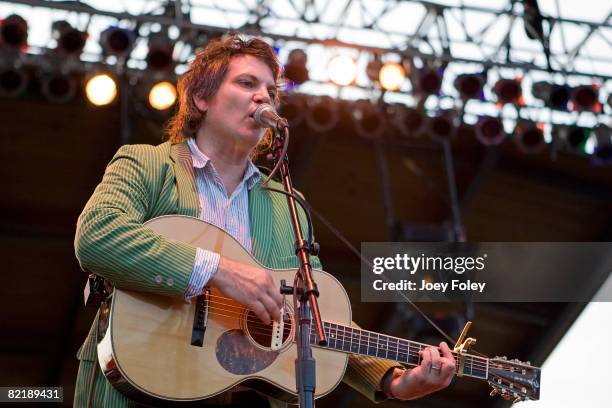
[193,95,207,112]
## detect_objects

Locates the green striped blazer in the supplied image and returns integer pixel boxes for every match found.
[73,140,398,407]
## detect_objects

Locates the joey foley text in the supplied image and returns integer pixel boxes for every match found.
[371,254,487,293]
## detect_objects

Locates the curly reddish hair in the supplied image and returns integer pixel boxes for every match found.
[166,34,282,156]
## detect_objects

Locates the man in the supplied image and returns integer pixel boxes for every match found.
[74,34,455,407]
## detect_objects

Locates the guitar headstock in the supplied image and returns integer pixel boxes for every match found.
[487,356,541,402]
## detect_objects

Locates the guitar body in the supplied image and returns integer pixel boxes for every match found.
[97,215,351,405]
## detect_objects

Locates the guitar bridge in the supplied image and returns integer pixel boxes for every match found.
[191,288,210,347]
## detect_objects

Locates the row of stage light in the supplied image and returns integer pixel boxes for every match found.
[0,13,610,163]
[1,13,609,111]
[278,94,611,164]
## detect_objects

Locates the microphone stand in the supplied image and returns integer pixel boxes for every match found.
[269,126,326,408]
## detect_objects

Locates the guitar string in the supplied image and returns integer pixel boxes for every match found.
[199,296,512,372]
[201,308,517,377]
[204,305,492,372]
[202,294,489,367]
[203,302,492,371]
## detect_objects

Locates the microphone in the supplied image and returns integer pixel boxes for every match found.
[253,104,289,131]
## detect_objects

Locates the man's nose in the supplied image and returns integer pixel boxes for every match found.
[253,87,271,104]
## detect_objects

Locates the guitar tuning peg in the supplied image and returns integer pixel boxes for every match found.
[513,397,523,403]
[490,389,499,397]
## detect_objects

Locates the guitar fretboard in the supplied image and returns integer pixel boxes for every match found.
[309,321,488,380]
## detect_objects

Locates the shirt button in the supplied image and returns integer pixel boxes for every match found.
[166,278,174,287]
[155,275,163,284]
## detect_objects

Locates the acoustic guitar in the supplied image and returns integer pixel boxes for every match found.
[96,215,540,405]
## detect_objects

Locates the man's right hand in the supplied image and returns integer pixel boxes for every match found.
[209,256,283,325]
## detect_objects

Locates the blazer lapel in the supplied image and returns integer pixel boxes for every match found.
[249,180,273,265]
[170,141,199,217]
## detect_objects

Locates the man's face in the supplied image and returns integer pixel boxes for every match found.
[194,54,277,150]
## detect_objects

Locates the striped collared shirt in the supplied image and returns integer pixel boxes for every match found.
[184,138,261,299]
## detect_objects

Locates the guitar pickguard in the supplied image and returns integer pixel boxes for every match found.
[216,329,279,375]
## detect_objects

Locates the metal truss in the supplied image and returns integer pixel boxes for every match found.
[2,0,611,80]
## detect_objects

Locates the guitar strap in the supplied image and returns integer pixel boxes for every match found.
[303,201,471,349]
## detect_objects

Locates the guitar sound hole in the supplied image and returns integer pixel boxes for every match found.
[245,310,293,350]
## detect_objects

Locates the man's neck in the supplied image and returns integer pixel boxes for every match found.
[194,133,251,196]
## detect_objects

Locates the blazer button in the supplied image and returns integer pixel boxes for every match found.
[155,275,163,284]
[166,278,174,287]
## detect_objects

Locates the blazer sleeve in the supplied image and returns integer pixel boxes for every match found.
[74,144,196,297]
[343,323,404,403]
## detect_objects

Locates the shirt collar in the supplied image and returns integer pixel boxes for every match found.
[187,138,261,190]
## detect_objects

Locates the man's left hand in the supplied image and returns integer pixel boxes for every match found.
[386,341,456,400]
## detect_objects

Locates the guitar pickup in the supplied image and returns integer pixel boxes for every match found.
[191,288,210,347]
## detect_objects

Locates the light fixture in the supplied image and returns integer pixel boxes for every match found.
[514,121,546,154]
[100,26,135,58]
[146,33,174,72]
[148,81,177,110]
[352,101,385,140]
[284,49,309,85]
[389,105,425,138]
[85,74,117,106]
[327,55,356,86]
[279,95,306,127]
[552,125,589,153]
[0,14,28,50]
[379,62,405,91]
[305,95,339,133]
[494,78,523,105]
[429,110,457,142]
[41,73,77,103]
[570,85,600,112]
[532,82,570,110]
[0,66,27,97]
[592,124,612,165]
[415,67,442,95]
[454,73,485,100]
[52,21,87,56]
[476,116,506,146]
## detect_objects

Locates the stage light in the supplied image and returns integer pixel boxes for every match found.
[0,66,27,97]
[592,124,612,165]
[387,104,424,138]
[279,95,306,127]
[532,82,570,110]
[148,81,176,110]
[514,121,546,154]
[146,33,174,72]
[305,95,338,133]
[379,62,405,91]
[476,116,506,146]
[100,26,135,58]
[52,21,86,56]
[454,73,484,100]
[85,74,117,106]
[570,85,600,112]
[0,14,28,50]
[429,111,457,141]
[327,55,356,86]
[42,73,77,103]
[284,49,309,85]
[415,67,442,95]
[553,125,589,153]
[352,101,385,140]
[494,78,523,105]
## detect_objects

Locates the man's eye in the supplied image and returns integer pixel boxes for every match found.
[240,80,254,87]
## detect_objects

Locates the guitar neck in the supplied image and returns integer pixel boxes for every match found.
[309,321,488,381]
